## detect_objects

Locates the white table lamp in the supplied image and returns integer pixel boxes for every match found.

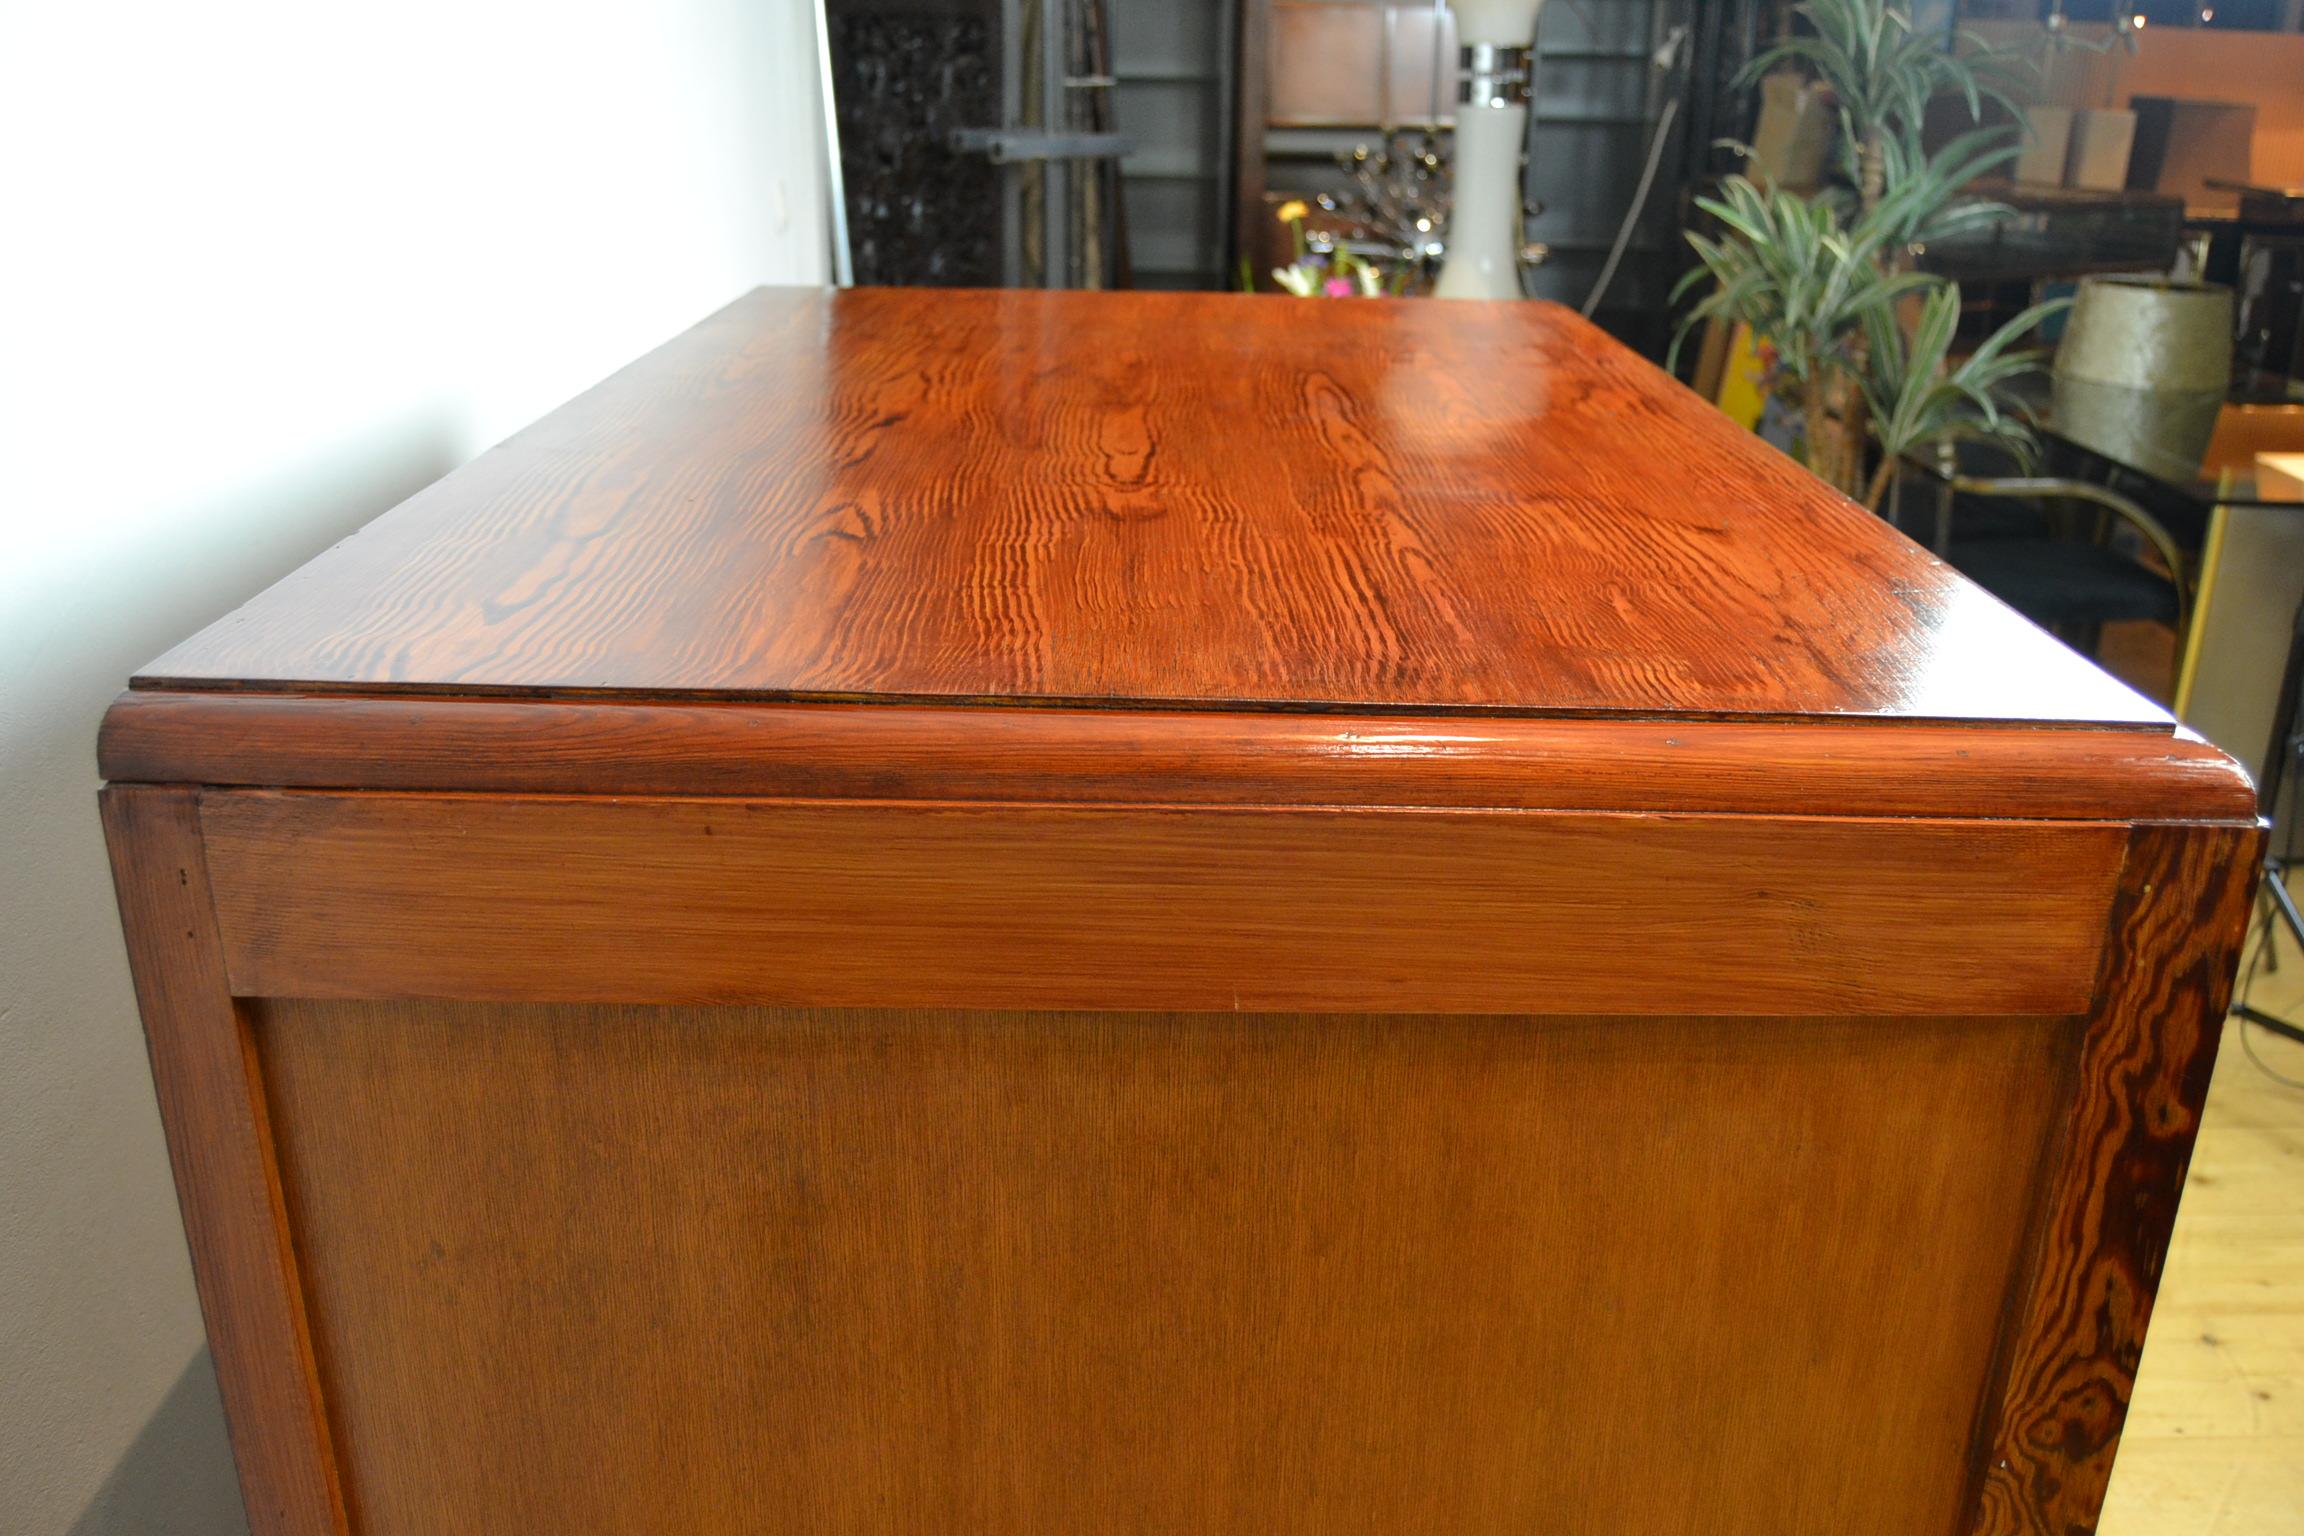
[1436,0,1546,299]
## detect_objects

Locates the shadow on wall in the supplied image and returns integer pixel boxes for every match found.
[66,1351,246,1536]
[2,412,463,1536]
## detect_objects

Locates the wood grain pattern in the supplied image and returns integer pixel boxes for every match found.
[98,788,348,1536]
[101,690,2259,822]
[134,286,2164,727]
[196,790,2123,1017]
[255,1000,2069,1536]
[1973,821,2265,1536]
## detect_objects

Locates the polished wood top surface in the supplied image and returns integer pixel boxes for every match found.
[140,286,2163,727]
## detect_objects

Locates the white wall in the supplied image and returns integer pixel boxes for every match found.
[0,5,829,1531]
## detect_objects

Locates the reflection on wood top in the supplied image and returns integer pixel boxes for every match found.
[140,286,2165,727]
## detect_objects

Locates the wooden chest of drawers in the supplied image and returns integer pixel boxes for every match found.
[102,287,2260,1535]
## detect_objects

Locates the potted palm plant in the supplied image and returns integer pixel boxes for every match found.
[1675,0,2065,507]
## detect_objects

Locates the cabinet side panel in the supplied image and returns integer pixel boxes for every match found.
[99,787,348,1536]
[1972,821,2264,1536]
[253,1001,2070,1536]
[197,792,2124,1017]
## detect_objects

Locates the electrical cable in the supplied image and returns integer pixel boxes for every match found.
[2230,719,2304,1091]
[2241,1006,2304,1090]
[1582,97,1679,318]
[1580,23,1689,319]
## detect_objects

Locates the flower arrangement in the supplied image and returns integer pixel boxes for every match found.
[1267,200,1393,298]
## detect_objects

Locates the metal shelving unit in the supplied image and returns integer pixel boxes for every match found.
[1109,0,1240,288]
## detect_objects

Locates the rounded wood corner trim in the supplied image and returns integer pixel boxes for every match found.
[102,688,2260,823]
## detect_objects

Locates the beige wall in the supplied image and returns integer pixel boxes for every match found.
[0,4,829,1532]
[1974,21,2304,187]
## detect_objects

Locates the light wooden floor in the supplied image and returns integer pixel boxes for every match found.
[2098,877,2304,1535]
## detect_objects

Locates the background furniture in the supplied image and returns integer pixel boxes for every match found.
[824,0,1236,289]
[1894,379,2304,769]
[2130,96,2257,214]
[2203,181,2304,385]
[1898,443,2190,657]
[2180,416,2304,795]
[2225,593,2304,1049]
[103,288,2259,1536]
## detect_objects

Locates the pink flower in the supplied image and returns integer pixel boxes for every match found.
[1323,277,1355,298]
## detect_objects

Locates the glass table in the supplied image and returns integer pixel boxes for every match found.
[1892,379,2304,782]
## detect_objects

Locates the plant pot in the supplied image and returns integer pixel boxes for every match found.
[2015,106,2073,188]
[2064,109,2135,192]
[1751,73,1837,193]
[2052,276,2234,478]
